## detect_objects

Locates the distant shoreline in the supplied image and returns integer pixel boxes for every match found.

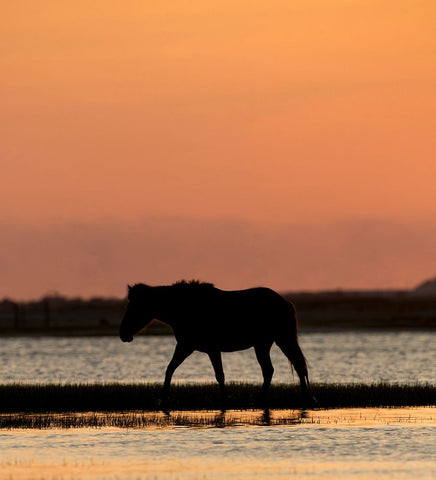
[0,323,434,337]
[1,290,435,334]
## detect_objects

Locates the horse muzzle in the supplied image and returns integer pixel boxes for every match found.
[120,334,134,343]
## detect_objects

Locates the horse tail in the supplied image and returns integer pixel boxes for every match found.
[275,301,310,389]
[287,301,299,340]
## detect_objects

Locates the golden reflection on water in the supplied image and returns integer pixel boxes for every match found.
[1,408,435,480]
[2,458,435,480]
[160,406,436,428]
[1,406,435,429]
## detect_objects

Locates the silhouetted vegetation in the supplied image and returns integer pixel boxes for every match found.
[2,405,433,430]
[0,295,168,335]
[0,382,434,415]
[286,290,436,329]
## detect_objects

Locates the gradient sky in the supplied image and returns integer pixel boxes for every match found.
[1,1,435,298]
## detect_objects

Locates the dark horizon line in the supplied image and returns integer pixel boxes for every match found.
[2,286,436,304]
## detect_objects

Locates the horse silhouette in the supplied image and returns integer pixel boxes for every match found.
[119,281,314,408]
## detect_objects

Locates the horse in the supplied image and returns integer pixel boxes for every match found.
[119,280,314,408]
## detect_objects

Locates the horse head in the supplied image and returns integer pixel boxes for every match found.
[119,284,154,342]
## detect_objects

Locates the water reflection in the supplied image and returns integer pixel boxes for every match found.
[1,408,435,480]
[2,407,434,429]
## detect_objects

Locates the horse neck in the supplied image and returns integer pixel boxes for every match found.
[150,286,178,327]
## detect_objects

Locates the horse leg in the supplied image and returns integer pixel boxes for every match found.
[276,339,314,406]
[162,342,193,409]
[254,344,274,407]
[207,350,227,409]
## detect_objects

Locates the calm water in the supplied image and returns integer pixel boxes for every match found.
[0,331,434,384]
[1,331,435,479]
[1,413,435,480]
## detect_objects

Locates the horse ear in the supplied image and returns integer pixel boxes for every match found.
[127,285,133,292]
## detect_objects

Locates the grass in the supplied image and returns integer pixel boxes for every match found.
[0,382,434,429]
[2,406,435,430]
[4,407,434,430]
[0,382,434,414]
[0,410,302,429]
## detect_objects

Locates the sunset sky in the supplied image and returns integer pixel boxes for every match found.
[1,0,435,299]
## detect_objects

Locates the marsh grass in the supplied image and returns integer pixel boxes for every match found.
[0,410,266,429]
[0,410,333,429]
[1,406,435,430]
[0,382,434,416]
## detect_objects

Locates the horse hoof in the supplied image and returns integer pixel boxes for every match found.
[159,398,170,413]
[302,395,318,409]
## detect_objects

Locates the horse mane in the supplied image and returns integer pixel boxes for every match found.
[128,281,215,299]
[128,283,151,297]
[172,279,215,288]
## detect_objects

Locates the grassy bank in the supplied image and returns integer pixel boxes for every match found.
[0,382,434,414]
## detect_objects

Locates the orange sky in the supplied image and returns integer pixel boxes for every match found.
[1,1,436,297]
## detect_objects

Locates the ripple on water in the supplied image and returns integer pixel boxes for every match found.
[0,331,435,384]
[1,410,435,480]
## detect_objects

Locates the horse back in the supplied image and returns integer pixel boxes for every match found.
[170,286,296,351]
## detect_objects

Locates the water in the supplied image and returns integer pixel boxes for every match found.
[1,414,435,479]
[0,331,434,384]
[1,331,435,479]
